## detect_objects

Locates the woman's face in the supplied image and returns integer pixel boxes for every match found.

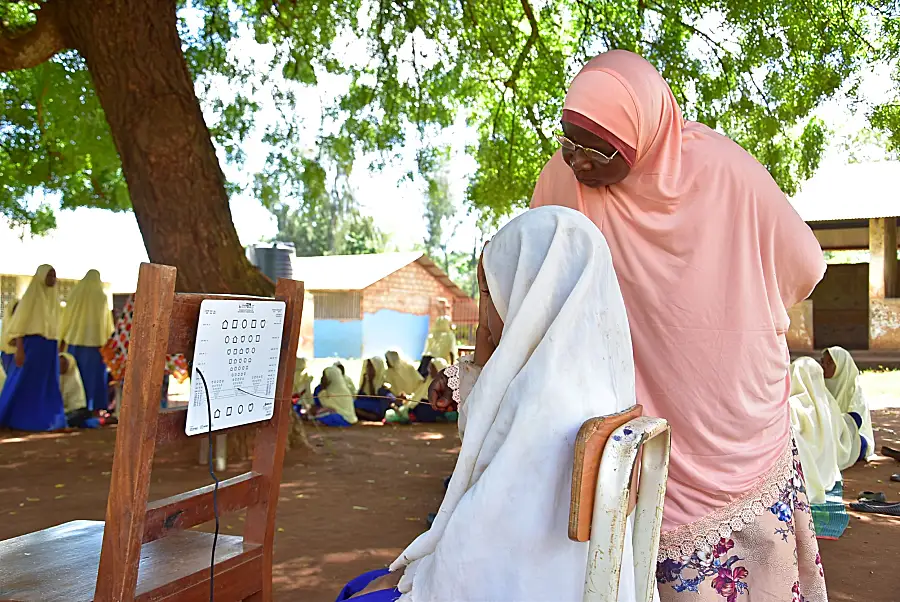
[321,370,330,388]
[478,256,504,347]
[45,268,57,288]
[366,359,376,380]
[560,121,631,188]
[821,352,836,379]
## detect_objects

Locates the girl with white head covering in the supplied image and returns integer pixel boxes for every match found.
[355,356,395,421]
[824,346,874,462]
[336,205,643,602]
[385,358,450,424]
[0,265,66,431]
[59,269,115,411]
[309,365,358,427]
[293,357,314,410]
[788,357,858,504]
[59,351,88,413]
[384,350,424,397]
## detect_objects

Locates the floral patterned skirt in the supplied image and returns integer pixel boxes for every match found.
[656,444,827,601]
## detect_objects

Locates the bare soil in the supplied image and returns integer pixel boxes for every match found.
[1,413,898,601]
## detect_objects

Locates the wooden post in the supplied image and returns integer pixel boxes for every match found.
[242,278,304,601]
[94,263,176,601]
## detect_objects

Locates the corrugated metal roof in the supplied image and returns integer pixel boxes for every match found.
[291,252,469,298]
[790,162,900,223]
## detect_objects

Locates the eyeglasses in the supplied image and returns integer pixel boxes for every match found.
[556,134,619,165]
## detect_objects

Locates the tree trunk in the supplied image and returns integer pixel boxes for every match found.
[59,0,272,296]
[55,0,308,454]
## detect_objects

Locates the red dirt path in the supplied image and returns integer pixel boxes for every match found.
[1,413,899,601]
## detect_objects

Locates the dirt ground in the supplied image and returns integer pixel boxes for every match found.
[1,413,899,602]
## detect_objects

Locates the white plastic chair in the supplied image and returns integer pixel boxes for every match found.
[569,405,672,602]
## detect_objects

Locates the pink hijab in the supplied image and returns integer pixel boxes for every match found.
[532,50,825,532]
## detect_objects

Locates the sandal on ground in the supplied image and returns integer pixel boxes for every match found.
[849,501,900,516]
[858,491,887,503]
[881,446,900,462]
[891,474,900,483]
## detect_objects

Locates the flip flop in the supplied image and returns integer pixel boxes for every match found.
[881,446,900,462]
[891,474,900,483]
[858,491,887,503]
[849,501,900,516]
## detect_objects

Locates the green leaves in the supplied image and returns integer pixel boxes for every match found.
[1,53,126,233]
[2,0,897,238]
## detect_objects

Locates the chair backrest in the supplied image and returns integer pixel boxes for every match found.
[570,406,672,602]
[93,263,304,600]
[569,405,643,542]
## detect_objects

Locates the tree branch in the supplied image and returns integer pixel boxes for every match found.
[504,0,539,89]
[0,0,68,73]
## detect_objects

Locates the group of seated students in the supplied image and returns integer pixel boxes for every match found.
[291,350,458,427]
[0,266,115,432]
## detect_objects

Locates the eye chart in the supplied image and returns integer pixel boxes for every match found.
[185,299,287,435]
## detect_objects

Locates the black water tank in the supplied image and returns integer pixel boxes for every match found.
[247,242,295,282]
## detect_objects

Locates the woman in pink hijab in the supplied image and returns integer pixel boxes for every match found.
[532,50,828,601]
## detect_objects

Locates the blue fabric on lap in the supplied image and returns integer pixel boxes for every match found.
[314,412,353,427]
[335,568,400,601]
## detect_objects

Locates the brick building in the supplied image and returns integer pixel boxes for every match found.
[292,252,476,359]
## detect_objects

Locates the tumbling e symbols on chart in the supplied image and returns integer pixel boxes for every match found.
[185,299,286,435]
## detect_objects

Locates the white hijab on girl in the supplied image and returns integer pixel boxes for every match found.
[390,206,645,602]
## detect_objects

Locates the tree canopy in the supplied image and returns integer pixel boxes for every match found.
[2,0,899,240]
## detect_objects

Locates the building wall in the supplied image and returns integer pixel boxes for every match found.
[362,262,457,319]
[810,264,869,349]
[787,301,814,350]
[362,309,431,359]
[313,319,363,358]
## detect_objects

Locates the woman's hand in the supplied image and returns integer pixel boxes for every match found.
[429,370,455,412]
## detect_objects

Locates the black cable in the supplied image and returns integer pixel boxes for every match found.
[196,368,219,602]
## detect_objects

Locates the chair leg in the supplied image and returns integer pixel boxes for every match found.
[631,420,671,602]
[216,434,227,472]
[199,437,209,465]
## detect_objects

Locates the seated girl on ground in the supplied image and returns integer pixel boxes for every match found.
[307,365,358,427]
[823,346,875,462]
[334,361,357,392]
[355,356,395,421]
[293,357,314,411]
[385,358,452,424]
[59,352,100,429]
[384,350,424,398]
[336,206,644,602]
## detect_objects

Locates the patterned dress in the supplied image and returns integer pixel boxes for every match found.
[100,295,189,383]
[656,445,827,601]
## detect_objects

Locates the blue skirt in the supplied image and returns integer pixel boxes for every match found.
[314,413,354,427]
[0,335,66,431]
[335,569,400,601]
[67,345,108,412]
[1,352,12,374]
[355,388,394,420]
